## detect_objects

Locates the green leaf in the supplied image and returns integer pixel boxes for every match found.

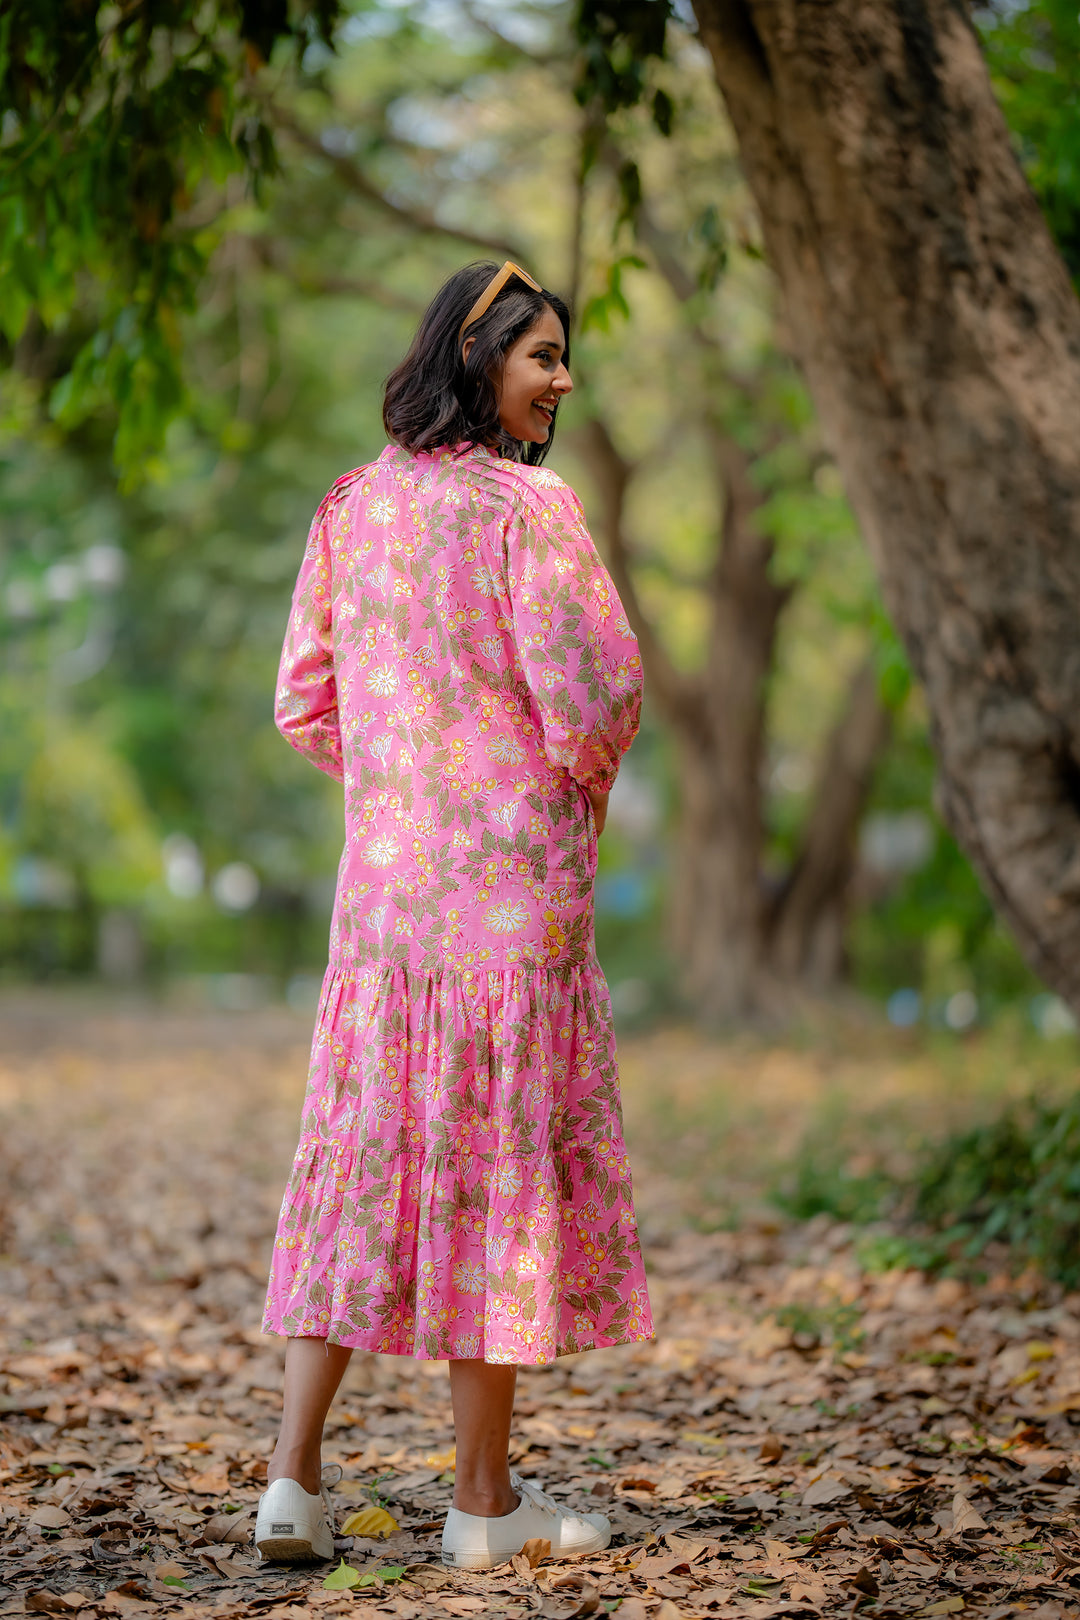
[322,1558,362,1590]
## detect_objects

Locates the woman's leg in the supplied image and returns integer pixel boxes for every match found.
[268,1337,354,1494]
[449,1359,519,1517]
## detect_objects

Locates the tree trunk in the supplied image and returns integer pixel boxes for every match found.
[578,411,890,1021]
[692,0,1080,1012]
[766,656,892,986]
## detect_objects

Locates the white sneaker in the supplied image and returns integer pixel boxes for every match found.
[254,1469,338,1562]
[441,1473,611,1570]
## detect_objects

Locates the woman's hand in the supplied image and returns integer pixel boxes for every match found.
[587,789,609,836]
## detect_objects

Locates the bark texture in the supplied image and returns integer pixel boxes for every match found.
[692,0,1080,1009]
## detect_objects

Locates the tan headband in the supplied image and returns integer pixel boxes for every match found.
[458,260,543,346]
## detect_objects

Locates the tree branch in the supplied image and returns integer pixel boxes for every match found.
[575,416,707,735]
[767,652,892,975]
[249,236,426,313]
[265,101,525,261]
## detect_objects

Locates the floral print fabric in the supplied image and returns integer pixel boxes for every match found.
[262,442,653,1363]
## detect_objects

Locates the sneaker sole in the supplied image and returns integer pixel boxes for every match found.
[256,1535,332,1562]
[441,1524,611,1570]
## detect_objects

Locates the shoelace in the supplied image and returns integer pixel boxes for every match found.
[510,1474,562,1518]
[320,1463,342,1533]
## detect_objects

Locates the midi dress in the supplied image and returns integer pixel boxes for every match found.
[262,441,653,1364]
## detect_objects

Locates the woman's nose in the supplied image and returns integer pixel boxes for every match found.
[554,365,573,395]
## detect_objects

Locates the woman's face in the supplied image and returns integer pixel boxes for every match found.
[492,306,573,443]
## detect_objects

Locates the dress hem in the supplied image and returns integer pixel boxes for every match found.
[258,1321,655,1364]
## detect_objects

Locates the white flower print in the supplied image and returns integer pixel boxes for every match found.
[486,735,527,767]
[526,466,563,489]
[341,1000,365,1033]
[452,1261,486,1296]
[478,635,503,660]
[486,1234,509,1261]
[484,900,529,934]
[491,802,519,829]
[469,566,499,598]
[494,1163,523,1198]
[363,835,400,868]
[370,735,392,760]
[366,666,399,696]
[413,645,437,668]
[453,1334,480,1357]
[367,496,396,526]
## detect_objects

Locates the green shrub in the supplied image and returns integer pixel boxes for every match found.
[908,1093,1080,1287]
[774,1092,1080,1288]
[770,1131,892,1224]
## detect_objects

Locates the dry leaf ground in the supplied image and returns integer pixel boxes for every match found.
[2,989,1080,1619]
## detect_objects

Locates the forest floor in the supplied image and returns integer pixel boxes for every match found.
[3,989,1080,1619]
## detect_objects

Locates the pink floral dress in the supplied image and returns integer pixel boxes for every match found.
[262,442,653,1364]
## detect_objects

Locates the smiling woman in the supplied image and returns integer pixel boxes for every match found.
[255,259,649,1575]
[382,259,572,464]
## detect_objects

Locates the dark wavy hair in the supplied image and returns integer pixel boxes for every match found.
[383,261,571,466]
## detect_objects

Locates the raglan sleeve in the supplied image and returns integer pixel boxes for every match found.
[505,480,643,794]
[274,489,345,783]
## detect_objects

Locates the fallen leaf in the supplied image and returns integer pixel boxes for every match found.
[519,1536,552,1567]
[28,1506,72,1529]
[26,1597,85,1615]
[423,1446,456,1470]
[186,1463,231,1495]
[764,1538,805,1560]
[848,1566,880,1597]
[789,1580,828,1607]
[913,1601,965,1617]
[322,1559,362,1591]
[537,1572,601,1618]
[151,1563,190,1582]
[950,1493,989,1536]
[760,1433,785,1462]
[802,1475,851,1507]
[339,1501,400,1538]
[202,1507,253,1542]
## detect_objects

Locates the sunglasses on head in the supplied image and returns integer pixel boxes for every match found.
[458,261,543,347]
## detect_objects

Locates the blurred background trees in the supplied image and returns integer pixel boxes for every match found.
[0,0,1071,1037]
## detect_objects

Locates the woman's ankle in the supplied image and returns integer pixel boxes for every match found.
[452,1479,519,1518]
[267,1446,323,1495]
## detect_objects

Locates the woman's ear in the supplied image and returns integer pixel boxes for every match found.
[461,335,475,365]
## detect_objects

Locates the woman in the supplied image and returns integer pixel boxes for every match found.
[255,260,653,1572]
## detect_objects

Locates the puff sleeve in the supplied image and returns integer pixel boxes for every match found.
[505,481,643,794]
[275,492,344,783]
